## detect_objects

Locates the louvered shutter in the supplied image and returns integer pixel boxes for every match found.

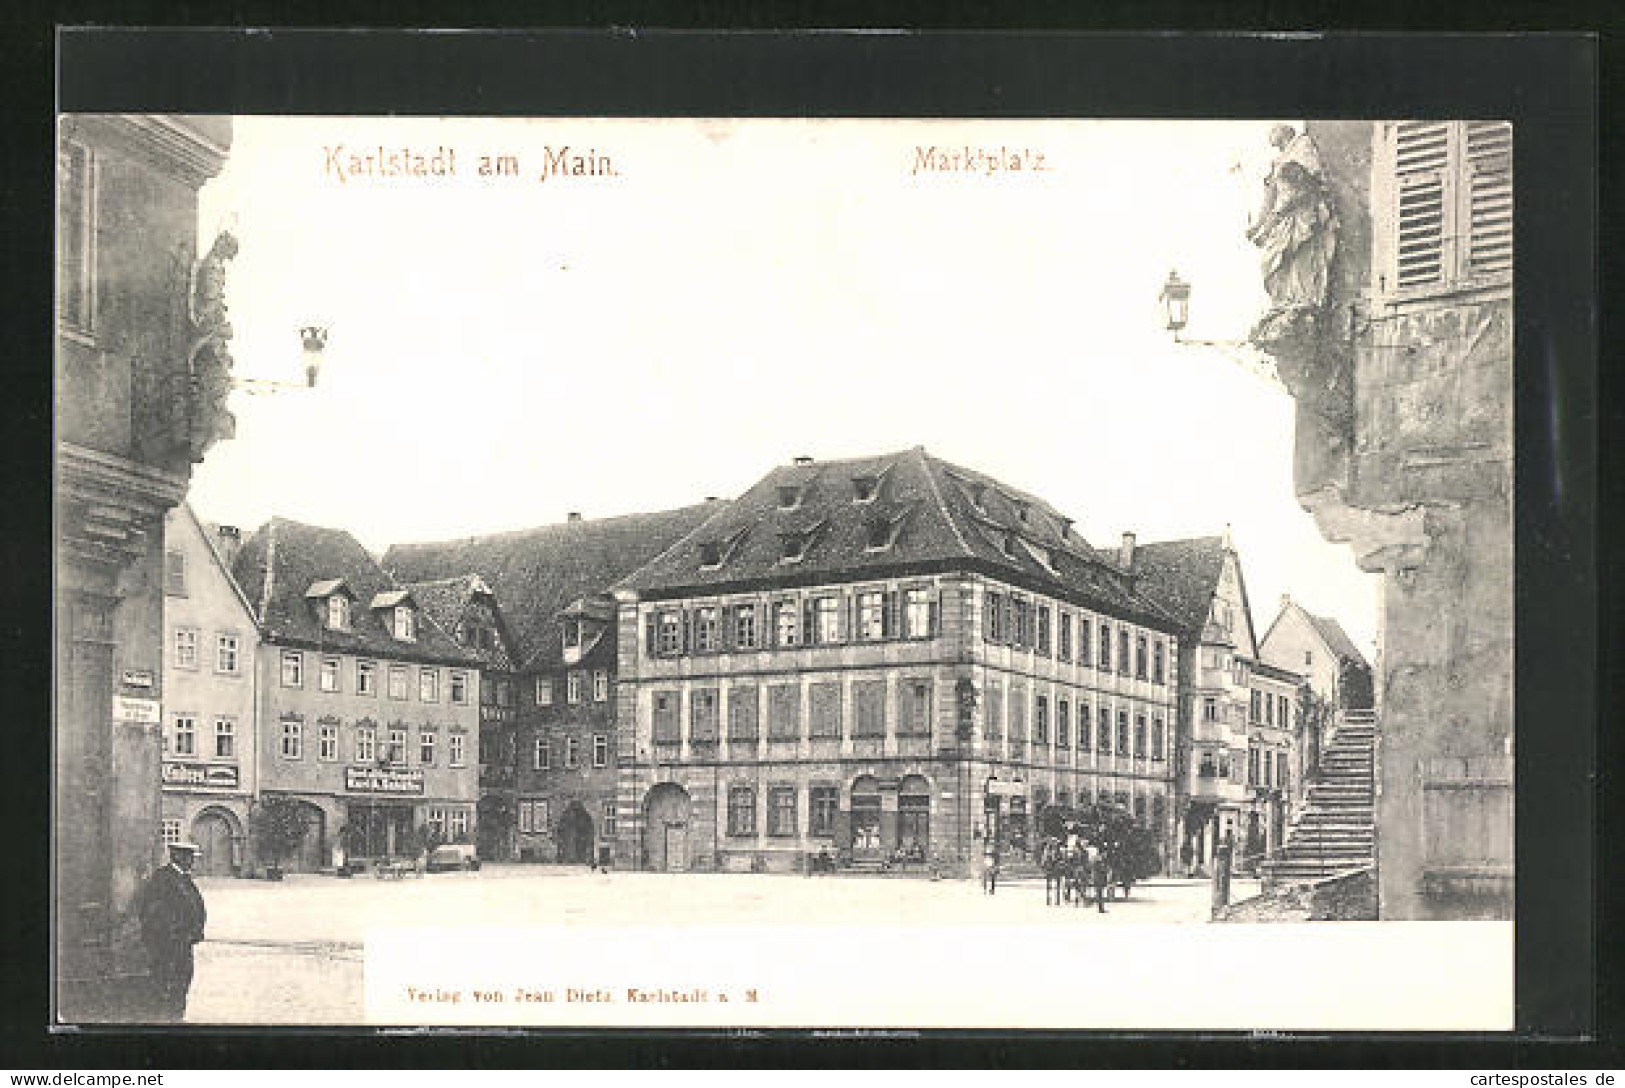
[720,604,734,651]
[929,591,941,638]
[645,612,658,656]
[681,609,692,653]
[882,591,899,638]
[1394,121,1450,290]
[1465,121,1513,279]
[803,600,816,646]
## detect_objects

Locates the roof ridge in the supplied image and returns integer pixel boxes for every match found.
[256,519,277,624]
[386,501,725,555]
[915,448,977,558]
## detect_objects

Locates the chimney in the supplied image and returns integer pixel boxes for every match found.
[793,455,814,465]
[215,525,243,568]
[1119,531,1136,568]
[1280,593,1292,611]
[1222,523,1234,550]
[567,512,583,523]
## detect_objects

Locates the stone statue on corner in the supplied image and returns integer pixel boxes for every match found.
[1247,124,1339,346]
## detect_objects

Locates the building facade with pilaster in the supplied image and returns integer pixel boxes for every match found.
[55,114,234,1020]
[611,449,1183,875]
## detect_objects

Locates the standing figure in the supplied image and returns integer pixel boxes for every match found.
[1247,124,1339,323]
[1179,838,1195,880]
[981,838,1001,896]
[135,841,208,1021]
[1086,842,1109,914]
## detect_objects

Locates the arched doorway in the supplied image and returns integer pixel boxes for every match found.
[849,775,882,859]
[643,783,691,872]
[558,802,594,864]
[191,807,241,877]
[287,800,326,873]
[898,775,931,860]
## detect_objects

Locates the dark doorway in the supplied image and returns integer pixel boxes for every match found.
[643,783,691,871]
[558,802,594,864]
[191,810,238,877]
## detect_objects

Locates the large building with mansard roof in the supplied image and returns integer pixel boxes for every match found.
[610,447,1187,875]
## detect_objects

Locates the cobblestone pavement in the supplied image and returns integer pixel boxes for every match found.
[185,866,1256,1024]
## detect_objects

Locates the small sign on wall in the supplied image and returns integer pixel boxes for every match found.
[113,696,161,724]
[121,668,155,689]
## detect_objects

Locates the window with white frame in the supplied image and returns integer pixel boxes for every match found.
[388,665,409,700]
[733,604,757,649]
[449,671,468,705]
[281,651,303,688]
[727,785,756,836]
[562,618,581,651]
[602,799,617,837]
[567,671,583,704]
[327,594,350,631]
[173,714,197,756]
[813,596,841,644]
[393,605,416,641]
[768,786,797,837]
[774,601,799,647]
[593,670,609,702]
[693,606,719,652]
[215,633,240,675]
[386,727,406,763]
[592,734,608,768]
[426,807,447,838]
[857,591,885,641]
[280,719,303,759]
[320,656,341,693]
[318,723,338,761]
[419,668,439,703]
[357,659,377,696]
[564,735,579,769]
[161,819,183,846]
[420,729,436,765]
[355,724,376,763]
[904,587,934,639]
[1058,612,1073,661]
[449,808,468,839]
[535,675,553,706]
[173,628,199,669]
[449,733,466,766]
[534,734,550,770]
[657,611,681,655]
[164,550,186,596]
[213,717,235,759]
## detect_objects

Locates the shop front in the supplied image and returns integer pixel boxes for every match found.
[344,765,424,860]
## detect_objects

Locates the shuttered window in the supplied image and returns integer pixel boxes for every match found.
[809,681,842,737]
[1391,120,1512,294]
[727,685,759,740]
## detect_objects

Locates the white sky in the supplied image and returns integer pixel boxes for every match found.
[191,117,1379,657]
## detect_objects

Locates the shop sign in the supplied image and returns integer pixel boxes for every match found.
[346,765,425,794]
[113,696,161,724]
[162,761,240,790]
[121,669,155,689]
[985,780,1026,798]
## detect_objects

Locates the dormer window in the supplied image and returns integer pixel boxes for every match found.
[969,483,987,511]
[699,540,723,568]
[852,475,878,502]
[779,531,807,563]
[327,594,350,631]
[777,485,802,510]
[563,618,582,650]
[864,515,902,552]
[393,606,416,642]
[1001,531,1020,558]
[1015,502,1030,523]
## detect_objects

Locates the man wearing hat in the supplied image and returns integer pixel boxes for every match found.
[135,840,208,1020]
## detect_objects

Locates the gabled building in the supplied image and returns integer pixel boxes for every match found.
[231,517,481,869]
[394,574,523,860]
[160,504,261,877]
[1259,595,1374,712]
[383,503,720,862]
[1130,532,1302,872]
[612,449,1184,875]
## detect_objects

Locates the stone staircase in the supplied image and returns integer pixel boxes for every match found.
[1262,709,1377,887]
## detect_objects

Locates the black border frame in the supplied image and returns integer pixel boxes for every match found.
[7,24,1608,1069]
